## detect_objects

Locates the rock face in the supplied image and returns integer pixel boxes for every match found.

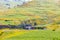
[0,0,32,8]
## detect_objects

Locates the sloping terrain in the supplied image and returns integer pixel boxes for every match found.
[3,30,60,40]
[0,0,60,30]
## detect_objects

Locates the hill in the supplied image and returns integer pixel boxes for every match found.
[0,0,60,30]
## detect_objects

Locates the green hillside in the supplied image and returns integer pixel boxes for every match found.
[4,30,60,40]
[0,0,60,30]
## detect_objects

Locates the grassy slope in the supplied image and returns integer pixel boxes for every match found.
[4,30,60,40]
[0,29,29,40]
[0,0,60,25]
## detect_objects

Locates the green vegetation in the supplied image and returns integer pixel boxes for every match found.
[0,0,60,29]
[0,0,60,40]
[4,30,60,40]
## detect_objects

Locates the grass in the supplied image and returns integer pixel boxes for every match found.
[0,0,60,25]
[0,29,29,40]
[2,30,60,40]
[0,0,60,40]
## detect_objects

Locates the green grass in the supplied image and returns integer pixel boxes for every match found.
[0,0,60,25]
[4,30,60,40]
